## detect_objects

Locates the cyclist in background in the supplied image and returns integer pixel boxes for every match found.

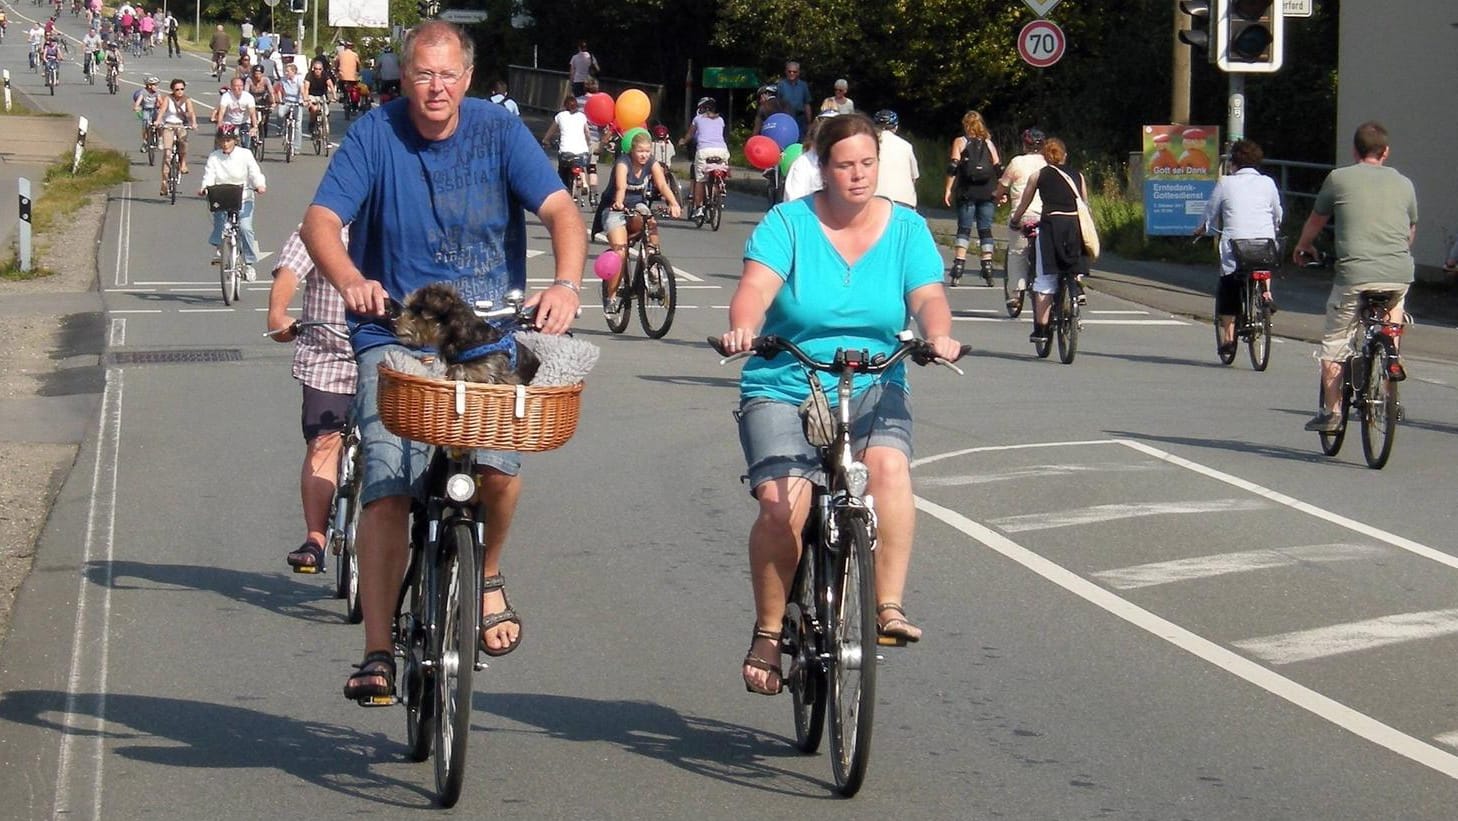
[214,75,259,151]
[274,60,305,152]
[680,96,729,221]
[992,128,1048,309]
[1194,139,1282,359]
[246,65,275,137]
[303,58,335,137]
[601,130,681,313]
[198,123,267,281]
[81,26,102,78]
[1294,121,1418,432]
[131,76,162,148]
[153,78,199,193]
[541,93,591,191]
[871,110,918,208]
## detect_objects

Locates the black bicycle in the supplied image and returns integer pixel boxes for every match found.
[1032,268,1082,364]
[1215,238,1277,371]
[163,126,189,205]
[603,203,677,338]
[1316,290,1405,470]
[710,332,969,797]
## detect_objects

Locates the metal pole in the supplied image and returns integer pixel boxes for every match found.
[683,59,691,134]
[1171,0,1191,124]
[1227,71,1246,164]
[18,178,33,274]
[194,0,199,43]
[311,0,318,53]
[72,116,88,174]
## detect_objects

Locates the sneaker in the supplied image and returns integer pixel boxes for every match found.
[1028,325,1050,344]
[1218,342,1237,358]
[213,248,222,259]
[980,259,995,286]
[244,265,257,282]
[1303,411,1342,433]
[603,295,622,315]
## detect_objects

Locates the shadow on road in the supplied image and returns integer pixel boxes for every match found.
[1081,350,1231,369]
[84,560,346,624]
[1104,429,1342,466]
[0,690,436,807]
[480,692,832,797]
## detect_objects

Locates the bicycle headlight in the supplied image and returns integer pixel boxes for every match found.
[445,472,476,503]
[845,461,869,498]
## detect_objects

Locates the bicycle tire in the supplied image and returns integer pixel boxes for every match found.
[827,514,876,797]
[220,234,237,305]
[324,121,331,157]
[1215,316,1236,365]
[1056,277,1080,364]
[1317,372,1348,457]
[604,266,633,334]
[146,139,156,167]
[709,188,723,231]
[692,202,707,229]
[252,134,265,162]
[1004,273,1024,319]
[403,539,435,763]
[1360,348,1398,470]
[637,253,677,339]
[432,522,478,808]
[787,529,826,754]
[168,160,178,206]
[285,124,295,163]
[1248,300,1271,372]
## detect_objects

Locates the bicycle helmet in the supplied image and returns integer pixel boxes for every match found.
[651,124,669,140]
[144,75,159,85]
[217,123,239,139]
[696,96,715,112]
[872,109,898,129]
[1021,127,1045,148]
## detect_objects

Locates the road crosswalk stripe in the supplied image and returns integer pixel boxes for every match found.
[989,499,1270,533]
[1232,609,1458,665]
[1092,543,1387,590]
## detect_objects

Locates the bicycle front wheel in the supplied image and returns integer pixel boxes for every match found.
[432,522,479,808]
[403,544,436,763]
[1056,277,1080,364]
[636,253,677,339]
[1247,284,1271,371]
[786,541,826,754]
[603,272,632,334]
[219,234,237,305]
[827,514,876,797]
[1360,348,1398,469]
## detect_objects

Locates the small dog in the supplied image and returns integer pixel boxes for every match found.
[394,283,540,385]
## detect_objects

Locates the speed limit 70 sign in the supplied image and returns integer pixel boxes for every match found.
[1018,19,1066,69]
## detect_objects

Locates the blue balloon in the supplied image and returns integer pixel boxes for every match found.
[761,113,800,149]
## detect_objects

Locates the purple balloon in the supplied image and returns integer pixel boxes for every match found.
[761,113,800,149]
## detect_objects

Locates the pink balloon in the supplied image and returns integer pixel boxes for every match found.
[744,135,782,171]
[593,250,623,280]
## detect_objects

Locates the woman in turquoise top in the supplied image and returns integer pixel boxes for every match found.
[717,113,961,695]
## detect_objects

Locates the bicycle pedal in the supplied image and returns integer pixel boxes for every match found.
[356,695,397,708]
[292,565,321,574]
[876,634,908,648]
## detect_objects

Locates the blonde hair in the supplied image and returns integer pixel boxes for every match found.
[960,110,990,140]
[629,132,652,150]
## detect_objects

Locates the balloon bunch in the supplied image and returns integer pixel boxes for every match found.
[583,88,652,136]
[746,113,801,171]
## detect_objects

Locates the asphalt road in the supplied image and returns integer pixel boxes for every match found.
[6,8,1458,819]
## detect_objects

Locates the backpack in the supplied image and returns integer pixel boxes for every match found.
[958,137,995,188]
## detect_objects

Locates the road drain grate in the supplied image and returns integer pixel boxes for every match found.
[109,349,244,365]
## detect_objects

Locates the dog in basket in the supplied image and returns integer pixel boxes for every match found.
[393,283,540,385]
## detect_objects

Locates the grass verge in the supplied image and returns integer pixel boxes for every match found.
[0,148,131,281]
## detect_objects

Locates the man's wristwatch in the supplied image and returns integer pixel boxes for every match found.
[551,278,581,294]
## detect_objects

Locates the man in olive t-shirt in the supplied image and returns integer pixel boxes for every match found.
[1294,121,1418,433]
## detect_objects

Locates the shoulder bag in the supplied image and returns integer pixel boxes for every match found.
[1050,165,1099,260]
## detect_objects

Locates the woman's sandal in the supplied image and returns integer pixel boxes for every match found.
[876,603,923,647]
[343,650,396,705]
[286,541,325,574]
[479,574,523,657]
[742,626,783,696]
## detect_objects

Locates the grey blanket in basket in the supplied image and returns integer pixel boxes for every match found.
[380,333,598,387]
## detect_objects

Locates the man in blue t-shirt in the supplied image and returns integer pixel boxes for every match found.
[302,21,586,704]
[774,60,814,135]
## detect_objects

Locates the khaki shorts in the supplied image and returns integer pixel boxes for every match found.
[1320,282,1409,361]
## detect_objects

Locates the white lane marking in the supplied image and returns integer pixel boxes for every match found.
[1092,543,1387,590]
[527,249,544,259]
[54,370,123,819]
[108,318,126,347]
[1090,309,1150,315]
[1435,731,1458,750]
[113,182,132,287]
[1233,610,1458,665]
[177,308,233,313]
[951,316,1188,326]
[1115,439,1458,572]
[914,495,1458,782]
[989,499,1270,533]
[109,310,163,314]
[916,462,1168,487]
[912,439,1121,469]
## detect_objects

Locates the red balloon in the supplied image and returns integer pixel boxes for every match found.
[745,135,782,171]
[584,93,615,127]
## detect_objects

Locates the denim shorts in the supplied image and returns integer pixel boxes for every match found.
[736,382,912,492]
[354,344,521,506]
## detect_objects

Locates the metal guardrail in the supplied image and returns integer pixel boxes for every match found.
[1264,158,1334,207]
[505,65,663,116]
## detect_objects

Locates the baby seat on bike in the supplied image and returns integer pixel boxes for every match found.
[1229,237,1280,274]
[206,184,244,215]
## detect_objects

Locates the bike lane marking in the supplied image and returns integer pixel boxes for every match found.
[53,368,123,820]
[912,438,1458,781]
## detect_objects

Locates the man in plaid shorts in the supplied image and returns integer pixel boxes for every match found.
[266,225,356,571]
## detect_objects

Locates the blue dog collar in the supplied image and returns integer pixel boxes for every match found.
[453,334,517,370]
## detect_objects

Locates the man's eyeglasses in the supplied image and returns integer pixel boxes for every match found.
[410,70,464,87]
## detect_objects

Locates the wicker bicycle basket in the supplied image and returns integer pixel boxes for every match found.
[376,365,583,452]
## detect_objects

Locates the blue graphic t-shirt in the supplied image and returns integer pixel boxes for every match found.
[311,97,564,353]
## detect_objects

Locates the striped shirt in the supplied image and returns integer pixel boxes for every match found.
[273,228,357,394]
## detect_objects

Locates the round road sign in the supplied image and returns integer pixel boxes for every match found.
[1018,19,1066,69]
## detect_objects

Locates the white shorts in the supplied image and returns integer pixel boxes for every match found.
[694,148,730,182]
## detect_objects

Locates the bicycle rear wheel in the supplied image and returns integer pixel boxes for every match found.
[1056,276,1080,364]
[786,539,826,754]
[636,253,677,338]
[432,522,479,808]
[1247,283,1271,371]
[220,234,237,305]
[827,514,876,797]
[709,187,723,231]
[1360,348,1398,469]
[146,137,156,167]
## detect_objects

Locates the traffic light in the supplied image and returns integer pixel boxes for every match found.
[288,0,306,12]
[1217,0,1284,73]
[1177,1,1215,64]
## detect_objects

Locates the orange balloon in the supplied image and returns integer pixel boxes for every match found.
[614,89,651,133]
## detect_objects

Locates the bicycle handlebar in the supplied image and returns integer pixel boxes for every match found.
[708,334,973,376]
